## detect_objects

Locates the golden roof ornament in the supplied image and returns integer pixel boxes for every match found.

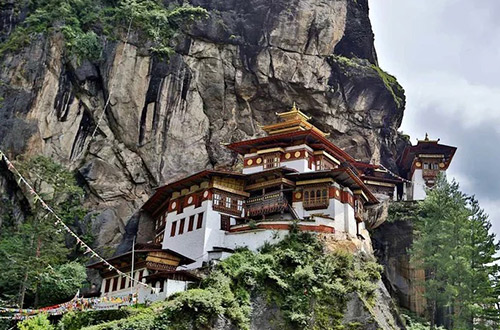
[260,103,329,137]
[418,133,440,144]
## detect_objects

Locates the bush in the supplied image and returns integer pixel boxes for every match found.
[1,0,208,61]
[58,232,383,330]
[18,314,54,330]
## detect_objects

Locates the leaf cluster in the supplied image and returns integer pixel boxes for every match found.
[1,0,208,61]
[410,175,500,328]
[71,231,383,330]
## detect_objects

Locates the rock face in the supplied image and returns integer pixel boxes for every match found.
[372,220,427,316]
[0,1,409,328]
[0,0,406,253]
[209,283,405,330]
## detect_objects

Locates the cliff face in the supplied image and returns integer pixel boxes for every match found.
[0,0,405,252]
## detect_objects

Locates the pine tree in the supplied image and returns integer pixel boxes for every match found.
[411,175,500,329]
[0,156,87,308]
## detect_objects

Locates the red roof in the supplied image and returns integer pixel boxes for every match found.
[142,170,245,214]
[226,130,356,163]
[399,140,457,175]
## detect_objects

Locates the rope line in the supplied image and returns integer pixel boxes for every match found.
[0,150,151,290]
[378,164,431,189]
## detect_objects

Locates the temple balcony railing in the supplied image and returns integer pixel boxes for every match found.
[246,191,288,217]
[302,196,329,210]
[422,169,439,178]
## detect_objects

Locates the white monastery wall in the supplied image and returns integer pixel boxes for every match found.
[162,201,209,269]
[224,228,289,251]
[411,169,427,200]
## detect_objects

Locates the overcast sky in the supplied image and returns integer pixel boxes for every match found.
[370,1,500,238]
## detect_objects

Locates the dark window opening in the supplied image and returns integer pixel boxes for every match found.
[197,212,204,229]
[188,215,195,231]
[104,278,111,293]
[170,221,177,237]
[112,277,118,291]
[220,214,231,231]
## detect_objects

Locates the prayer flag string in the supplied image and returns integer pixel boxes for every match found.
[0,149,151,290]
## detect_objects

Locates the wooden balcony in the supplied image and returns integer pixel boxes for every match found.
[213,202,243,216]
[422,169,439,178]
[303,196,329,210]
[246,192,288,217]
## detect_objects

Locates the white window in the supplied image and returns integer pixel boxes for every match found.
[213,193,221,206]
[237,199,243,211]
[225,196,231,208]
[264,153,280,169]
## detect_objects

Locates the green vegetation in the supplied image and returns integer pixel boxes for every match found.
[1,0,208,61]
[18,313,54,330]
[387,200,419,223]
[370,64,405,108]
[58,230,382,330]
[410,175,500,329]
[328,55,405,108]
[402,313,445,330]
[0,156,88,308]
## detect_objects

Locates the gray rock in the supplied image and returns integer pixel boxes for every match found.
[0,0,406,260]
[343,280,406,330]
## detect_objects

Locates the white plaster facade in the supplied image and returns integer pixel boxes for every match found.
[161,200,241,269]
[160,192,359,270]
[411,169,429,201]
[99,267,195,304]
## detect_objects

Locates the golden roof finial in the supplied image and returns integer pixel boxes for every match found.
[418,133,440,144]
[263,103,327,136]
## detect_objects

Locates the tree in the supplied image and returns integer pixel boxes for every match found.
[411,175,500,329]
[0,156,87,308]
[37,262,87,306]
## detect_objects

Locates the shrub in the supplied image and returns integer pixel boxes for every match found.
[18,313,54,330]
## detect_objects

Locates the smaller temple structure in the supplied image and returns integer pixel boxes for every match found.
[87,244,198,303]
[398,134,456,200]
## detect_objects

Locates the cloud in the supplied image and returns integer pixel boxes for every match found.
[370,0,500,237]
[402,72,500,132]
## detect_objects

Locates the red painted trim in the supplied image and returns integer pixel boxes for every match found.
[226,130,355,163]
[229,223,334,233]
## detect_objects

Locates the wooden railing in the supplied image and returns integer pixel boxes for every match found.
[303,196,329,210]
[422,169,439,178]
[246,192,288,217]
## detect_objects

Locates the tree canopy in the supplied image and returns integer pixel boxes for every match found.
[411,175,500,329]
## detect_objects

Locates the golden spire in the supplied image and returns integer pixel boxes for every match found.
[261,103,328,136]
[418,133,440,144]
[274,102,311,122]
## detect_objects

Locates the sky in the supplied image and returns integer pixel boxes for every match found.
[369,1,500,238]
